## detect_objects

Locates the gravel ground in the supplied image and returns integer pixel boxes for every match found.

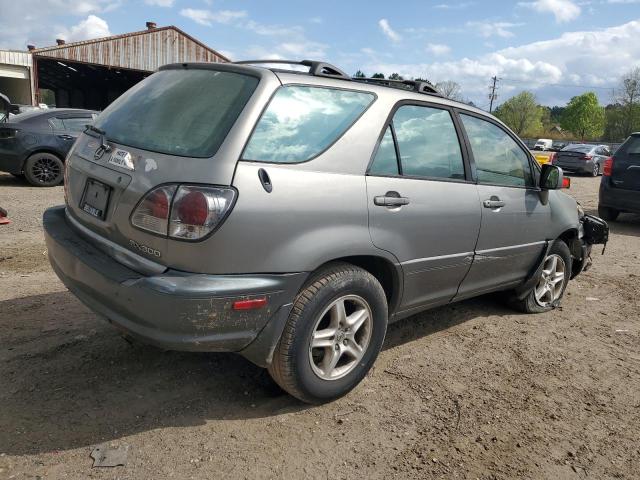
[1,172,639,479]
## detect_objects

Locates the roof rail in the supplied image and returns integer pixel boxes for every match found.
[233,59,350,80]
[352,77,441,96]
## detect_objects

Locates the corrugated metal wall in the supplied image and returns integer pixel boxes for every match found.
[0,50,33,67]
[33,27,226,72]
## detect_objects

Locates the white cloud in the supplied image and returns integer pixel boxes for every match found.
[56,14,111,42]
[519,0,581,23]
[378,18,401,43]
[434,2,475,9]
[145,0,173,6]
[0,0,119,48]
[180,8,247,27]
[426,43,451,56]
[466,21,523,38]
[361,19,640,105]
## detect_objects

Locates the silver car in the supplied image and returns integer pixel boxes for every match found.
[43,60,607,403]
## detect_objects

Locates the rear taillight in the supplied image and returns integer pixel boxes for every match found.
[131,184,236,240]
[580,155,593,160]
[131,185,177,235]
[603,157,614,176]
[562,177,571,189]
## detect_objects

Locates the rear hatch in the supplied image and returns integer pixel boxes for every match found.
[556,146,593,169]
[611,134,640,191]
[64,64,270,274]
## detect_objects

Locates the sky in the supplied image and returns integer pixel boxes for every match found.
[1,0,640,109]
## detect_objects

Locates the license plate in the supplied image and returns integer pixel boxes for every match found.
[81,179,111,220]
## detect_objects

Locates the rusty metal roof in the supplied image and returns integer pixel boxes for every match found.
[32,26,229,72]
[0,50,33,67]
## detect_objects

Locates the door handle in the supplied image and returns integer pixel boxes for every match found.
[483,199,506,209]
[57,134,74,140]
[374,193,410,207]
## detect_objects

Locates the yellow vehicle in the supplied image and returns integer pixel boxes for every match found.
[532,151,556,166]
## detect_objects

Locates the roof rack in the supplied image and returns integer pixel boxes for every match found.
[233,59,442,97]
[352,77,441,96]
[232,59,350,80]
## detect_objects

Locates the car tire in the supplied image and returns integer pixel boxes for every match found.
[591,162,600,177]
[23,152,64,187]
[268,262,388,404]
[509,240,572,314]
[598,206,619,222]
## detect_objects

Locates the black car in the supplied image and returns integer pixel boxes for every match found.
[598,133,640,221]
[554,144,611,177]
[0,103,96,187]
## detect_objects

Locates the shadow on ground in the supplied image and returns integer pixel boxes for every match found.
[0,290,509,456]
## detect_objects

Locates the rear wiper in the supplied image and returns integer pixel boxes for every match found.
[85,125,111,154]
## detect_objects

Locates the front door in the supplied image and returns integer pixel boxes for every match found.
[366,103,481,314]
[455,112,550,299]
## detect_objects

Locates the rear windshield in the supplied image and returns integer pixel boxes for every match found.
[93,69,259,158]
[562,145,592,153]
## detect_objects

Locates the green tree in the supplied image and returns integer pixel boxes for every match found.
[353,70,366,78]
[560,92,605,140]
[371,73,385,79]
[493,91,542,136]
[603,104,627,142]
[388,73,404,80]
[613,67,640,137]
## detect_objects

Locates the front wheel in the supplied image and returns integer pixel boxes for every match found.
[24,153,64,187]
[509,240,572,314]
[268,263,388,404]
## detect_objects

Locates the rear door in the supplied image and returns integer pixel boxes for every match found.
[612,134,640,191]
[455,112,549,298]
[366,102,481,313]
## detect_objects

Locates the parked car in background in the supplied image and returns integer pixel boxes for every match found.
[598,133,640,221]
[0,108,97,186]
[533,138,553,151]
[43,60,607,403]
[554,144,611,176]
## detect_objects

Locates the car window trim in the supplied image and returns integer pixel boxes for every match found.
[239,83,378,165]
[366,99,474,183]
[454,108,540,190]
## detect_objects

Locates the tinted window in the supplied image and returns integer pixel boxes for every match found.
[62,117,92,133]
[393,105,464,179]
[369,127,399,175]
[243,86,374,163]
[94,69,259,158]
[461,114,533,187]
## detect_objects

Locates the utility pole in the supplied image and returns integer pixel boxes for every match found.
[488,76,499,113]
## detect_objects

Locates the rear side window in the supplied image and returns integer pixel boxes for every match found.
[63,117,92,133]
[242,85,375,163]
[94,69,259,158]
[460,114,533,187]
[369,104,465,180]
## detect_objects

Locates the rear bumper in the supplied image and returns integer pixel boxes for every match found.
[556,160,594,174]
[599,178,640,213]
[0,152,24,175]
[43,206,307,364]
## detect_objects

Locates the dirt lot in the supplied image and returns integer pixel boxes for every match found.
[1,172,639,479]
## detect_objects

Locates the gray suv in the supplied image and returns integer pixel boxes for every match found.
[43,60,608,403]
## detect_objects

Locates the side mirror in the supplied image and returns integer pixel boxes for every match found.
[540,164,564,190]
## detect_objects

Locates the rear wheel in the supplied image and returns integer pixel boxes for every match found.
[268,263,388,404]
[509,240,572,314]
[591,162,600,177]
[598,206,619,222]
[24,153,64,187]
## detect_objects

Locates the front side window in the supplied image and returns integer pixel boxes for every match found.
[242,85,375,163]
[460,114,533,187]
[94,69,259,158]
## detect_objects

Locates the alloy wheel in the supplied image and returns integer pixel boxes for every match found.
[31,157,62,184]
[308,295,372,380]
[534,254,566,307]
